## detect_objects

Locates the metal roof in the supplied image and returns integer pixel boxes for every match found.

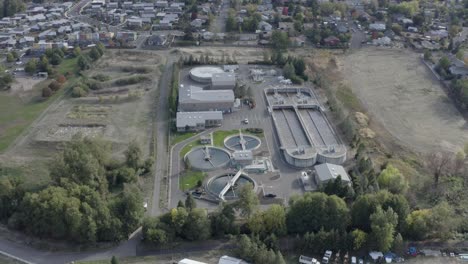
[176,111,223,127]
[211,72,236,87]
[179,85,234,103]
[314,163,350,183]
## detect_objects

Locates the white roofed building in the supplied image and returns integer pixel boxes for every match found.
[314,163,351,187]
[176,111,223,132]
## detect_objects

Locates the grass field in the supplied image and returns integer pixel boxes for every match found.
[0,81,62,153]
[212,130,239,147]
[0,57,81,153]
[171,132,197,146]
[180,140,203,158]
[57,57,79,76]
[179,170,206,191]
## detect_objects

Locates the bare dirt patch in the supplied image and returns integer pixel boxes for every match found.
[341,47,468,153]
[6,50,163,160]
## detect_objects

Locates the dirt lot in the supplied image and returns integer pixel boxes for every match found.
[342,47,468,153]
[3,49,164,165]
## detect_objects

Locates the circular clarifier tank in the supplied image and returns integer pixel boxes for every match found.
[189,66,224,83]
[206,173,256,200]
[224,134,261,151]
[184,146,231,171]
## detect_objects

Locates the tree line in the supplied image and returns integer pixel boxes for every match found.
[0,136,153,243]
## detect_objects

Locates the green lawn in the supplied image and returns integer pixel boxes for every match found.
[212,130,240,147]
[0,82,59,153]
[180,140,203,158]
[179,170,206,191]
[0,56,83,153]
[171,131,197,145]
[57,57,79,76]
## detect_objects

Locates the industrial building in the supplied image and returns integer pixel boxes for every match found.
[189,66,224,83]
[176,111,223,132]
[211,72,236,90]
[265,87,346,167]
[178,84,235,112]
[314,163,351,187]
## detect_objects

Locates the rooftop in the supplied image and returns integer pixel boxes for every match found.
[176,111,223,127]
[314,163,351,183]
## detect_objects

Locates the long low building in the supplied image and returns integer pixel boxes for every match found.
[178,84,234,112]
[176,111,223,132]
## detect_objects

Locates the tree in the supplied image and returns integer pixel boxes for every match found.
[391,24,402,35]
[283,62,296,80]
[89,47,101,61]
[6,53,15,62]
[426,152,452,187]
[50,53,62,65]
[78,55,91,70]
[111,256,118,264]
[210,203,237,237]
[57,75,67,84]
[370,207,398,252]
[113,184,144,236]
[177,200,185,208]
[182,208,211,241]
[275,251,286,264]
[50,135,110,193]
[378,165,408,194]
[235,183,259,218]
[185,193,196,211]
[271,31,290,51]
[392,233,404,255]
[73,47,81,57]
[351,229,368,250]
[71,86,87,98]
[287,192,349,234]
[25,59,37,75]
[42,86,52,97]
[48,80,61,91]
[438,56,451,71]
[125,140,142,170]
[249,204,286,237]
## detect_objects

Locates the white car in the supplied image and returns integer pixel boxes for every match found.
[351,256,357,264]
[242,118,249,124]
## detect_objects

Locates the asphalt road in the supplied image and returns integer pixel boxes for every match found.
[150,55,177,216]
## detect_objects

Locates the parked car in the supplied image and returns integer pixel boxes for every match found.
[351,256,357,264]
[242,118,249,124]
[264,193,277,198]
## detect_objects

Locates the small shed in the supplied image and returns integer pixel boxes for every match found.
[314,163,351,187]
[231,150,253,166]
[200,135,211,144]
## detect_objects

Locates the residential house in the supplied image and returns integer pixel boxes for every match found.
[369,23,386,31]
[147,34,167,46]
[323,36,340,46]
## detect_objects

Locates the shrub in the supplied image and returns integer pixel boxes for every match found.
[42,87,52,97]
[86,79,103,90]
[57,75,67,84]
[92,74,110,82]
[72,86,88,98]
[121,66,151,74]
[114,76,150,86]
[48,80,61,91]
